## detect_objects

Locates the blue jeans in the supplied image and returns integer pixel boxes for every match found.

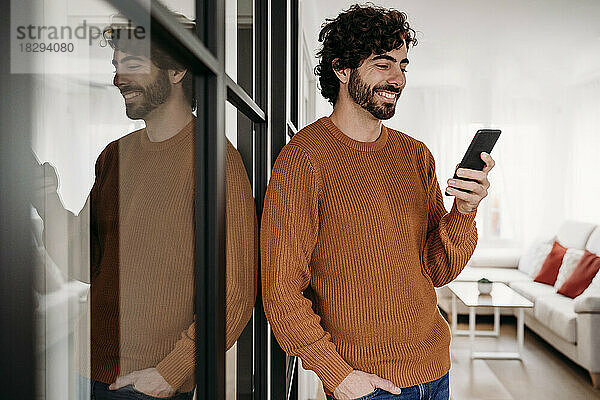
[77,376,194,400]
[327,372,449,400]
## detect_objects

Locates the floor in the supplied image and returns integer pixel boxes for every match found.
[315,315,600,400]
[448,315,600,399]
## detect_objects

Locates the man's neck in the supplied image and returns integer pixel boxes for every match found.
[143,99,193,142]
[329,94,382,142]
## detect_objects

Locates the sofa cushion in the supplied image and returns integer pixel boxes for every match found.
[534,241,567,285]
[585,226,600,255]
[581,268,600,295]
[556,221,596,249]
[558,251,600,298]
[554,249,585,290]
[454,267,531,284]
[574,244,600,298]
[518,242,552,277]
[534,295,578,343]
[509,280,556,302]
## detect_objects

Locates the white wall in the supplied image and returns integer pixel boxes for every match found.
[301,0,600,246]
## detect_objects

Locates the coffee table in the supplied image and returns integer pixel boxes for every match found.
[446,281,533,360]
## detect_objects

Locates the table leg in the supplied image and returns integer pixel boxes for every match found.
[469,307,475,358]
[517,308,524,356]
[452,293,457,334]
[470,305,529,360]
[494,307,500,337]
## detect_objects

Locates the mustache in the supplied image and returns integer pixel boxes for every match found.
[373,85,400,94]
[119,85,145,94]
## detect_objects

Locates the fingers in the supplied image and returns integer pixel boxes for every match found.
[455,168,486,184]
[109,373,134,390]
[449,153,495,214]
[370,374,402,395]
[456,154,495,182]
[481,152,496,173]
[446,187,480,204]
[455,153,495,180]
[447,178,488,197]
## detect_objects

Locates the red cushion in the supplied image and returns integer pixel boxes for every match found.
[534,241,567,286]
[557,250,600,298]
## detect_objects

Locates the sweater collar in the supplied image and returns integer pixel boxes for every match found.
[139,118,195,151]
[320,116,388,152]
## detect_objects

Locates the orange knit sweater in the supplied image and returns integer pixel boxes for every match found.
[88,120,257,392]
[261,117,477,394]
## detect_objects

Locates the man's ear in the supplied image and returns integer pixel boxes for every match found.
[169,69,187,84]
[331,58,350,85]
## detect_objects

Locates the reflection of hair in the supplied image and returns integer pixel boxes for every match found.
[315,4,417,106]
[103,13,196,111]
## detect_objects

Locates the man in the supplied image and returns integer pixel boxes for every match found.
[261,5,494,400]
[82,16,257,399]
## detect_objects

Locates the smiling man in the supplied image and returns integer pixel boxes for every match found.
[261,5,494,400]
[94,27,197,399]
[81,15,258,400]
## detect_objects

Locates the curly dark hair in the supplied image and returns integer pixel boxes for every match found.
[315,4,417,106]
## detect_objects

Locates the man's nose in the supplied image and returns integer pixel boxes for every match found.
[113,71,125,88]
[388,66,406,89]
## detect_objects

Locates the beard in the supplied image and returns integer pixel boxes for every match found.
[122,69,171,120]
[347,68,399,120]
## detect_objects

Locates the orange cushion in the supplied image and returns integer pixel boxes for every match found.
[557,250,600,298]
[534,241,567,286]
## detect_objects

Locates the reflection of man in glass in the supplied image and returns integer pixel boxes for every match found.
[84,15,257,399]
[261,5,494,400]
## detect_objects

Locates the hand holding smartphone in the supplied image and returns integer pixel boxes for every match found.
[445,129,501,196]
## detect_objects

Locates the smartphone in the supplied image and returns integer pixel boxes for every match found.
[445,129,501,196]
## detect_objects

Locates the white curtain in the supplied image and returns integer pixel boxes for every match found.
[391,70,600,250]
[564,78,600,224]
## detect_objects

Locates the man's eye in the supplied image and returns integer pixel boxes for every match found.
[127,65,141,70]
[376,64,389,69]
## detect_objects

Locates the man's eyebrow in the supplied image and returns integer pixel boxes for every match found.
[372,54,397,63]
[112,55,145,65]
[371,55,410,64]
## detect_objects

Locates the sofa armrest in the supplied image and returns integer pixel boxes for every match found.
[468,247,521,269]
[574,294,600,313]
[577,310,600,372]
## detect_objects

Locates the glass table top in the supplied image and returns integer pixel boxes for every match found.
[447,281,534,308]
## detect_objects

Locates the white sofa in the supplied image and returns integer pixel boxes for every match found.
[436,221,600,389]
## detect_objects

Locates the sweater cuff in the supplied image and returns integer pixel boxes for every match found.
[298,341,354,394]
[156,340,195,391]
[445,202,477,239]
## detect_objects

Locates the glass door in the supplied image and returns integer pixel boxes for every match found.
[1,0,304,398]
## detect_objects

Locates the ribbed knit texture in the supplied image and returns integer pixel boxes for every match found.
[261,117,477,394]
[89,119,257,392]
